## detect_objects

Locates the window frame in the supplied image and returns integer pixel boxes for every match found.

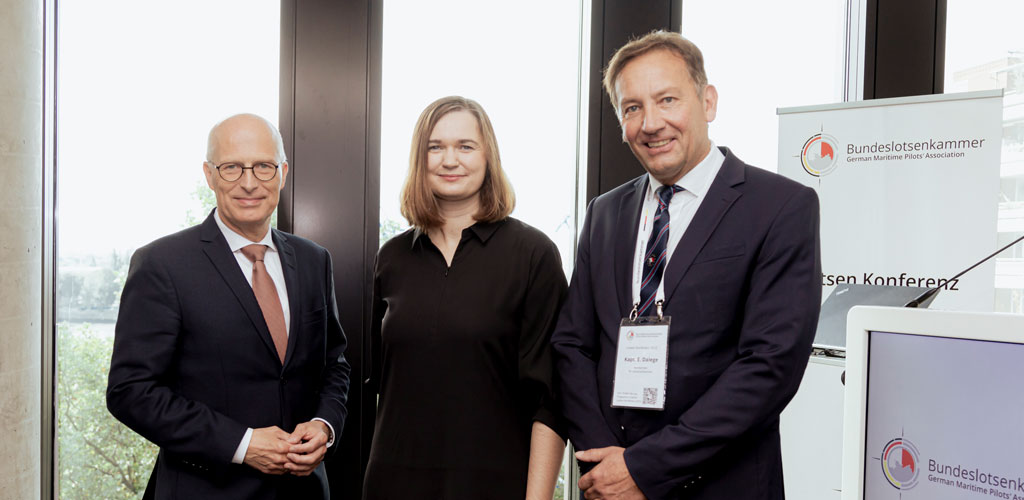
[43,0,944,497]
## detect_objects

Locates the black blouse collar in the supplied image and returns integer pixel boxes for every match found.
[411,219,506,248]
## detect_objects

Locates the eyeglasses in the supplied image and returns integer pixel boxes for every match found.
[208,161,280,182]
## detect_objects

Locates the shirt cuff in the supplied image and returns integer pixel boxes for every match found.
[312,418,335,447]
[232,427,254,464]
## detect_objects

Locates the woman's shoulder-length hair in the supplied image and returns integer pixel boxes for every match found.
[400,95,515,229]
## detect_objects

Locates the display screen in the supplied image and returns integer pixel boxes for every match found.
[862,331,1024,500]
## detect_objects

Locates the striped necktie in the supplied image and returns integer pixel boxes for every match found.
[638,184,684,316]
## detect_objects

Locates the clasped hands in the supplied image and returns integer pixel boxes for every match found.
[243,421,329,476]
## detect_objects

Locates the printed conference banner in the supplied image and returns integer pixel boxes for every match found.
[777,90,1003,313]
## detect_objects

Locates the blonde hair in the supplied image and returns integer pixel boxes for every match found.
[603,30,708,113]
[400,96,515,229]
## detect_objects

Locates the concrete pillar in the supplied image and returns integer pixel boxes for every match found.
[0,0,43,497]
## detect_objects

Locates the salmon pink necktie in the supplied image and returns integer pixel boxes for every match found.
[240,244,288,364]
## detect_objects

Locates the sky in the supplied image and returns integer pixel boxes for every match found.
[57,0,280,256]
[944,0,1024,90]
[379,0,584,270]
[683,0,847,171]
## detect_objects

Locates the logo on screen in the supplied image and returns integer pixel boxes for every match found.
[801,133,839,177]
[881,438,920,490]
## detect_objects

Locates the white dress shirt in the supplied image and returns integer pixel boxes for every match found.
[214,209,291,334]
[213,209,334,464]
[631,144,726,307]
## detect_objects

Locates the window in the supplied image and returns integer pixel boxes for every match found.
[379,1,588,497]
[945,0,1024,312]
[379,0,587,275]
[55,2,280,497]
[680,0,849,172]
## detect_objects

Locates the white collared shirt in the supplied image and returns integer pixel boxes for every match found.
[213,209,291,334]
[215,210,340,462]
[631,144,726,307]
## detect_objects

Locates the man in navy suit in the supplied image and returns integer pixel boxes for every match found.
[552,31,821,499]
[107,114,350,499]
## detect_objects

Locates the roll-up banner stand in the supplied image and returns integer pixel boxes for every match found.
[778,90,1003,313]
[776,90,1003,500]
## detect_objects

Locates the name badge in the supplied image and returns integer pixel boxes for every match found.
[611,315,669,410]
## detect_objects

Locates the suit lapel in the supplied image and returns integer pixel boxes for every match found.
[274,230,301,369]
[198,213,281,364]
[614,176,648,317]
[663,149,745,305]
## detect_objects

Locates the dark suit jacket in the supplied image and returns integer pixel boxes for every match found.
[107,211,350,500]
[552,148,821,500]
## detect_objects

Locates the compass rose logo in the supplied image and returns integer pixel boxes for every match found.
[881,438,920,490]
[800,132,839,177]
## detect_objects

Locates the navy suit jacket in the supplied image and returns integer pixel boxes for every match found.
[552,148,821,499]
[107,211,351,500]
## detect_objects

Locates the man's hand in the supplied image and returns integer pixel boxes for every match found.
[576,447,647,500]
[284,420,329,476]
[243,426,293,475]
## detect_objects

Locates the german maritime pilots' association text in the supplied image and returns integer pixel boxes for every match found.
[927,459,1024,500]
[821,272,959,290]
[845,138,985,162]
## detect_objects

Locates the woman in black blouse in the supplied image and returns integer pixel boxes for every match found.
[363,96,568,499]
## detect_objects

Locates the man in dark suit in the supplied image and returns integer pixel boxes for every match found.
[551,31,821,499]
[107,114,350,499]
